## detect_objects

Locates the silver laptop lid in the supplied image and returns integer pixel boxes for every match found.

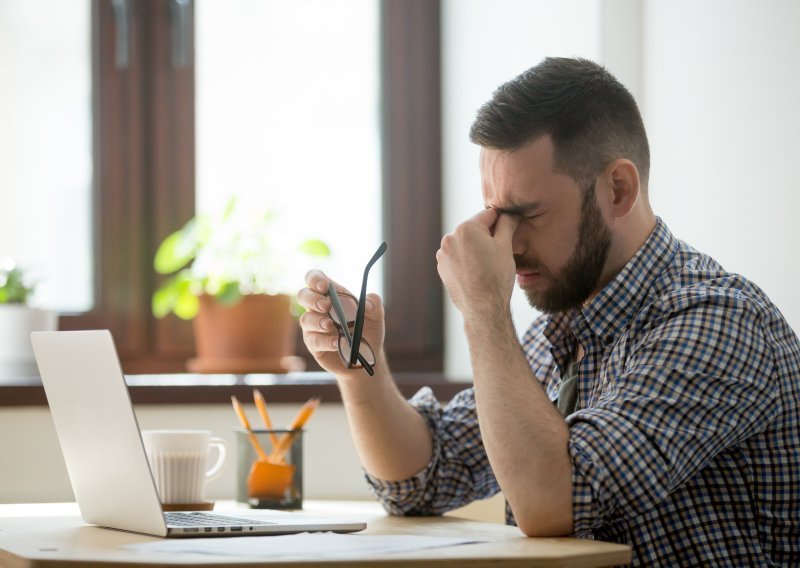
[31,330,169,537]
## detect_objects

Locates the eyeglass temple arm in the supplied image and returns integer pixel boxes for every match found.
[328,282,374,374]
[327,285,352,344]
[349,242,388,372]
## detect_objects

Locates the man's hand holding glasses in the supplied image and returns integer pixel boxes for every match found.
[298,243,388,378]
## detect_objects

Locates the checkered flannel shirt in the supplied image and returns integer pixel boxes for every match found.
[366,218,800,566]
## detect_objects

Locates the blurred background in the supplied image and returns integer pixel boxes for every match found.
[1,0,799,517]
[2,0,798,377]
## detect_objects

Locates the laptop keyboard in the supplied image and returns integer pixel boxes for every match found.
[165,511,274,527]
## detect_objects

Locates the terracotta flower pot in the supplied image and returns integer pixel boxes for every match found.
[187,294,303,374]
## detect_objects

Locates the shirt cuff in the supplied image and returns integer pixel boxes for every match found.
[363,387,443,515]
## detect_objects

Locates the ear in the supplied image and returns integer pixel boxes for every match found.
[601,159,641,219]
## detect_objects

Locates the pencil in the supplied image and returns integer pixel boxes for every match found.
[269,397,320,462]
[253,389,281,450]
[230,395,269,462]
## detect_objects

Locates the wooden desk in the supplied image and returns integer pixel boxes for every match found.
[0,502,631,567]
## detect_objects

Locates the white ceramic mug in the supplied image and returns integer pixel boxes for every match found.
[141,429,227,505]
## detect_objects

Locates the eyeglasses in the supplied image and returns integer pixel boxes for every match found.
[327,242,387,376]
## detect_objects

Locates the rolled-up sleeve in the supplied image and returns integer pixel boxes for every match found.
[365,386,501,516]
[568,299,780,535]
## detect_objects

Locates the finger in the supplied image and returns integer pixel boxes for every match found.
[471,208,499,230]
[304,269,331,293]
[296,287,331,313]
[302,330,339,353]
[493,212,521,244]
[299,310,336,333]
[365,293,384,321]
[301,272,355,305]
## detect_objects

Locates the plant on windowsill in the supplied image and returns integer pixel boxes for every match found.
[0,259,58,378]
[151,197,330,374]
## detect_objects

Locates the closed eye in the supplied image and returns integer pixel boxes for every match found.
[493,201,543,218]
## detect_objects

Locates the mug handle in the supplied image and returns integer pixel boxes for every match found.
[206,436,227,482]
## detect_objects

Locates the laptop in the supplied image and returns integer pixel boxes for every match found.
[30,329,367,538]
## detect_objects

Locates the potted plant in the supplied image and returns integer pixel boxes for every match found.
[0,259,58,378]
[152,197,330,374]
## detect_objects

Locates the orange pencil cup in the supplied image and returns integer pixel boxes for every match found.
[236,428,303,509]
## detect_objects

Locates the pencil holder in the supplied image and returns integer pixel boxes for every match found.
[235,428,303,509]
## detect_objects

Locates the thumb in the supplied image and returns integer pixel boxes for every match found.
[493,212,520,245]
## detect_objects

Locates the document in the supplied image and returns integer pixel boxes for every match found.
[127,532,480,559]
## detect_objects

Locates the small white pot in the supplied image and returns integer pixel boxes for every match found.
[0,305,58,378]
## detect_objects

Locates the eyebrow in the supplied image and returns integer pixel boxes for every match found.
[488,201,543,216]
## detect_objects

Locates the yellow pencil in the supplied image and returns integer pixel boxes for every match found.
[253,389,281,450]
[269,397,320,462]
[230,395,269,462]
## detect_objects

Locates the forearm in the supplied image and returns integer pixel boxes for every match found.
[465,312,573,536]
[336,356,433,481]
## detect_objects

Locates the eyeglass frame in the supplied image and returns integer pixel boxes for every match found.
[327,289,377,373]
[326,242,387,376]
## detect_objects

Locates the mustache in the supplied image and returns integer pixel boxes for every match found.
[514,255,543,272]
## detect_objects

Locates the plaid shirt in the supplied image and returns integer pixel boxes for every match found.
[367,219,800,566]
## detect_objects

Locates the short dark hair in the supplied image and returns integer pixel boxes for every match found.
[469,57,650,191]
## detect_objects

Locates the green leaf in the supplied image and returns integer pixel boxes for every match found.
[152,270,200,319]
[298,239,331,257]
[154,231,193,274]
[0,267,32,304]
[152,282,178,318]
[215,282,242,305]
[173,289,200,320]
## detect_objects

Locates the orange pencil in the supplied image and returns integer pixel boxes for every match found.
[269,397,320,463]
[288,397,321,430]
[253,389,281,450]
[231,395,269,462]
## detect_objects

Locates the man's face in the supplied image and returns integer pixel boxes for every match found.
[480,136,612,314]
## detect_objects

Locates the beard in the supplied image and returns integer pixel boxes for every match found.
[517,184,612,314]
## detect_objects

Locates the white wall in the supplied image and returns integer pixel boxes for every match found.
[0,401,506,522]
[643,0,800,333]
[0,403,371,503]
[442,0,800,378]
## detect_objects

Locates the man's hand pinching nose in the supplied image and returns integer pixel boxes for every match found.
[484,208,521,243]
[436,209,520,317]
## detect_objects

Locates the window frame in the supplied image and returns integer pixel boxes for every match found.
[61,0,443,374]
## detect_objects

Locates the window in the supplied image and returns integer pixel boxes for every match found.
[0,0,93,312]
[5,0,443,373]
[195,0,383,293]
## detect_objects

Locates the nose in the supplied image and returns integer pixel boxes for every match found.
[510,223,526,256]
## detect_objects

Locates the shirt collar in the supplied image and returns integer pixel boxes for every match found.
[544,217,678,350]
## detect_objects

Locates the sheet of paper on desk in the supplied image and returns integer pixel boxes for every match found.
[126,532,482,559]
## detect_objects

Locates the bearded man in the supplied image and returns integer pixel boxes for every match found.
[298,57,800,566]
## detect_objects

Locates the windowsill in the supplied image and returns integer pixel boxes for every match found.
[0,372,472,406]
